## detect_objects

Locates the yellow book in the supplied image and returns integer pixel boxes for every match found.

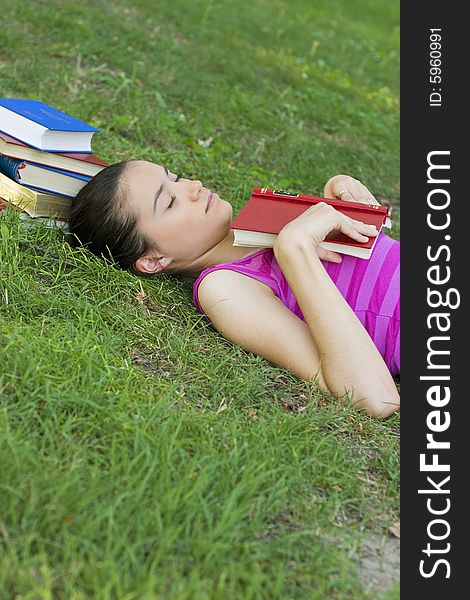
[0,173,71,218]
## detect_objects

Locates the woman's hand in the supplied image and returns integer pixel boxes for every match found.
[323,174,382,206]
[275,201,378,262]
[280,175,381,263]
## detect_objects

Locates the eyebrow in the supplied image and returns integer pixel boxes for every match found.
[153,167,170,213]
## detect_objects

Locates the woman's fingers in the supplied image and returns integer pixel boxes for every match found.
[337,189,356,203]
[335,180,381,206]
[350,217,378,230]
[357,184,381,205]
[315,246,343,263]
[348,227,370,242]
[344,218,378,241]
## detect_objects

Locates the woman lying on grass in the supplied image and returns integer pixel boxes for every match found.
[69,160,400,419]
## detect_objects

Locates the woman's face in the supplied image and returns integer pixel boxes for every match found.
[123,160,233,273]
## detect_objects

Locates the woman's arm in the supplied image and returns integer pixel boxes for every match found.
[273,237,399,418]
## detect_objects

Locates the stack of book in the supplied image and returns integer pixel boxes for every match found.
[0,98,108,221]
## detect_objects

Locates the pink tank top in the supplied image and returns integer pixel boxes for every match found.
[193,231,400,376]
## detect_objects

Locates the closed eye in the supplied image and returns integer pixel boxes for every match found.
[168,174,181,209]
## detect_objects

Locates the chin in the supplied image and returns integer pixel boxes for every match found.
[217,198,232,218]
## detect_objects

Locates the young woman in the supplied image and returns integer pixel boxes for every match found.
[69,160,400,419]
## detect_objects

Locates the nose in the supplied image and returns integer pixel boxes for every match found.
[190,179,203,201]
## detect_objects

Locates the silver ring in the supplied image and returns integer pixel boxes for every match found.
[338,188,349,198]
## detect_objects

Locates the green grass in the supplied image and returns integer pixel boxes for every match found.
[0,0,399,598]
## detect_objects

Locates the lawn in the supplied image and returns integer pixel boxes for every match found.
[0,0,400,598]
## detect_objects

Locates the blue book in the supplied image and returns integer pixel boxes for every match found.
[0,154,91,199]
[0,98,99,153]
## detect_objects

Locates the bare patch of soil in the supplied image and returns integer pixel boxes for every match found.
[354,534,400,593]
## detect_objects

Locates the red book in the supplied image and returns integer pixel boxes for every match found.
[0,131,108,177]
[230,188,392,259]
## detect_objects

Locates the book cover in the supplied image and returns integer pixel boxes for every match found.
[0,155,90,198]
[0,196,22,213]
[0,99,99,132]
[0,98,99,152]
[0,172,71,218]
[0,131,108,176]
[230,188,392,259]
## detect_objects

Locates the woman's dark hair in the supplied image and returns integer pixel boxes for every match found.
[68,160,157,272]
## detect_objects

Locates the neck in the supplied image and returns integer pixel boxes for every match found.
[178,230,268,282]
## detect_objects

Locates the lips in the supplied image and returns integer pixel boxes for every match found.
[205,190,213,212]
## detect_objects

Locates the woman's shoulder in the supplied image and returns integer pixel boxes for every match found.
[197,267,275,311]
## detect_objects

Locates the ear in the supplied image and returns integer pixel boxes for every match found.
[134,254,173,274]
